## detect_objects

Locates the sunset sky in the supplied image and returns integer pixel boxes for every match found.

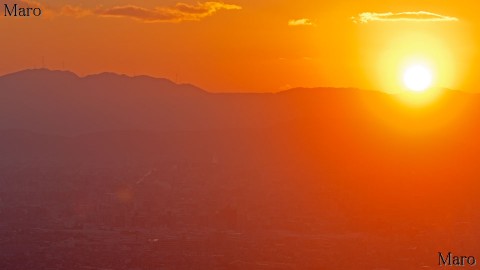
[1,0,478,92]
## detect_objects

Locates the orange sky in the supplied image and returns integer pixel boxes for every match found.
[0,0,478,92]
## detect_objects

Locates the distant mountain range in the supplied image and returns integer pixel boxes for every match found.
[0,69,394,135]
[0,68,478,174]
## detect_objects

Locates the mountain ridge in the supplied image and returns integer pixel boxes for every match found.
[0,68,476,137]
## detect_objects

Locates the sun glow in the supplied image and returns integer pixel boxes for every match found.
[395,59,444,106]
[396,62,444,106]
[368,29,467,97]
[403,64,433,92]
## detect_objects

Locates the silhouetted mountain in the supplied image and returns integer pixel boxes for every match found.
[0,69,397,135]
[0,69,209,134]
[0,69,383,169]
[0,69,478,171]
[0,69,478,190]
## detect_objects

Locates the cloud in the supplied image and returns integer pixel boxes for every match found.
[288,18,315,26]
[351,11,459,24]
[97,2,241,23]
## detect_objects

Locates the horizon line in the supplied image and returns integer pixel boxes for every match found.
[0,68,466,95]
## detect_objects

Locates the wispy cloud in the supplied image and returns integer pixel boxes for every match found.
[288,18,315,26]
[9,1,242,23]
[351,11,459,24]
[98,2,242,23]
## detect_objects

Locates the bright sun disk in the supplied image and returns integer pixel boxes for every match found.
[403,64,433,92]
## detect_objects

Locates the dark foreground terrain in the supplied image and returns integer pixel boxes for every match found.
[0,69,479,269]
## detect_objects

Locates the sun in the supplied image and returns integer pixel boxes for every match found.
[403,64,433,92]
